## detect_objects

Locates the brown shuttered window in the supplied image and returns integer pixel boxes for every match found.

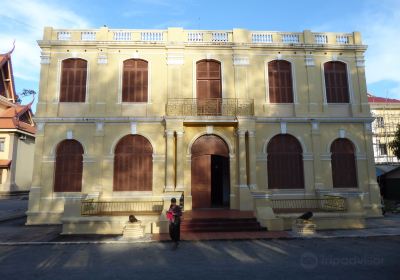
[268,60,294,103]
[60,59,87,102]
[324,61,350,103]
[267,134,304,189]
[122,59,148,102]
[54,140,84,192]
[331,138,358,188]
[114,135,153,191]
[196,60,221,99]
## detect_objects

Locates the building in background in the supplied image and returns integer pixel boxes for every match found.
[369,94,400,203]
[0,48,36,195]
[369,93,400,165]
[27,27,381,234]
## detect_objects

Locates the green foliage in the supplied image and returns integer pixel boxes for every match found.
[389,124,400,160]
[16,88,36,103]
[20,89,36,97]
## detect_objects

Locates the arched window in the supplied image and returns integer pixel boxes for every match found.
[331,138,358,188]
[196,59,221,99]
[196,60,222,115]
[54,140,84,192]
[324,61,349,103]
[122,59,148,102]
[267,134,304,189]
[268,60,293,103]
[114,135,153,191]
[60,58,87,102]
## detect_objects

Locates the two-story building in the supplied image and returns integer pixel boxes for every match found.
[26,27,381,234]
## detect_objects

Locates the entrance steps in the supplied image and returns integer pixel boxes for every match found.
[181,209,267,233]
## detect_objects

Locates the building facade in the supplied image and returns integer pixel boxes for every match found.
[369,94,400,165]
[0,49,36,194]
[27,27,381,233]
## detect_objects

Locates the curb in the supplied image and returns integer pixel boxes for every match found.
[0,233,399,246]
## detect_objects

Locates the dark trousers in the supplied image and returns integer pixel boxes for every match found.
[169,222,180,242]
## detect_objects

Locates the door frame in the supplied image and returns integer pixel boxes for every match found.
[190,134,230,209]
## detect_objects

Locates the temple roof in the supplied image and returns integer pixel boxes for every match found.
[0,102,35,135]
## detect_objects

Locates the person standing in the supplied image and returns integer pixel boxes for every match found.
[167,197,182,249]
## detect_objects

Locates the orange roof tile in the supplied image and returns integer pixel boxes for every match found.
[0,159,11,168]
[0,103,35,134]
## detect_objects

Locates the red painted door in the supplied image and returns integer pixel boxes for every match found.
[191,155,212,208]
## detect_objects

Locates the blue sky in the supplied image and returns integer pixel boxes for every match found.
[1,0,400,110]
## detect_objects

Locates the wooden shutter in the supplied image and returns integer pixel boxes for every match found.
[268,60,294,103]
[331,139,357,188]
[54,140,84,192]
[196,60,221,115]
[267,134,304,189]
[60,59,87,102]
[114,135,153,191]
[196,60,221,99]
[324,61,349,103]
[122,59,148,102]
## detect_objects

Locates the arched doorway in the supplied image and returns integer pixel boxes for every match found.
[191,135,230,208]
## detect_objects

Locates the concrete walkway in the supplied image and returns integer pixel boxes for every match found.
[0,214,399,244]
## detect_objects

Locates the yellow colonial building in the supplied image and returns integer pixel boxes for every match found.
[27,27,382,234]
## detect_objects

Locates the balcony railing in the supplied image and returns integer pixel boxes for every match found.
[47,28,359,46]
[272,195,347,214]
[81,200,164,216]
[166,98,254,117]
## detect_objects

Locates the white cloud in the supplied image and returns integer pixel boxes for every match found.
[361,1,400,85]
[0,0,90,84]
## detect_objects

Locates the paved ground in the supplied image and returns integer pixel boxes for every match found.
[0,237,399,280]
[0,197,27,222]
[1,210,400,243]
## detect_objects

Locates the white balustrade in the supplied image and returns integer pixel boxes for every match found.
[113,31,131,41]
[141,32,163,41]
[314,34,328,44]
[57,31,71,40]
[252,33,273,43]
[336,35,349,44]
[212,32,228,42]
[81,31,96,41]
[188,32,204,42]
[281,34,300,44]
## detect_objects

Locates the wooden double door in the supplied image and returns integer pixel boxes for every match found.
[191,135,230,208]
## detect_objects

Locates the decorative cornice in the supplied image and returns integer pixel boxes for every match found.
[233,55,249,66]
[166,53,184,65]
[40,52,51,64]
[97,53,108,64]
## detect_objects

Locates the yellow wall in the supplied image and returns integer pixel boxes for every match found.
[27,27,382,230]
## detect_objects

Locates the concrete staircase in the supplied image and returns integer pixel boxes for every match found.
[181,209,267,233]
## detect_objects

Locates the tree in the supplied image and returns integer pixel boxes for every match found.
[16,89,36,103]
[389,124,400,160]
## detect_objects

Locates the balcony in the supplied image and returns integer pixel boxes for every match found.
[166,98,254,117]
[43,27,362,46]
